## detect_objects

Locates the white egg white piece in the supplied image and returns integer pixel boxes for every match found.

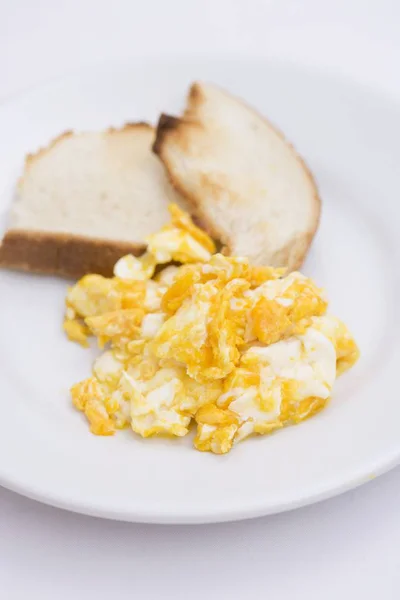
[114,254,147,280]
[140,313,166,339]
[121,371,190,437]
[93,350,123,381]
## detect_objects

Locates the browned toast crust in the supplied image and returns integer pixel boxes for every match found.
[0,230,145,279]
[153,113,231,249]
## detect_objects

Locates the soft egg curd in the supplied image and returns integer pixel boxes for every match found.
[64,204,359,454]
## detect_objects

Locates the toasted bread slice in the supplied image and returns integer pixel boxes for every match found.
[153,83,320,270]
[0,124,183,278]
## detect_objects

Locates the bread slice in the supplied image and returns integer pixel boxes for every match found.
[0,123,183,278]
[153,83,320,270]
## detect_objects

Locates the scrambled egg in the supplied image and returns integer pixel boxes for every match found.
[65,204,359,454]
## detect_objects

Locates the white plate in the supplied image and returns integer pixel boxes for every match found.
[0,59,398,524]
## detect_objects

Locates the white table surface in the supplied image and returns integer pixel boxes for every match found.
[1,1,400,597]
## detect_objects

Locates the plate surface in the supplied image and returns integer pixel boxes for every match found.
[0,59,399,524]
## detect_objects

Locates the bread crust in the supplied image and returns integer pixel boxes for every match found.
[153,83,321,270]
[0,229,145,278]
[22,122,152,182]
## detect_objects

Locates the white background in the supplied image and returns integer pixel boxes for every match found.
[1,0,400,597]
